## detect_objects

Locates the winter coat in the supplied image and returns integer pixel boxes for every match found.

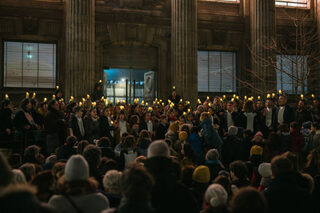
[144,156,198,213]
[264,172,315,213]
[83,117,100,143]
[290,129,305,152]
[187,132,204,163]
[200,118,223,152]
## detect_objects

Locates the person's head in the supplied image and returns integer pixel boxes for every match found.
[160,115,168,124]
[281,151,298,171]
[103,170,122,194]
[192,165,211,184]
[179,131,188,142]
[265,99,273,108]
[97,137,111,148]
[139,130,151,140]
[278,123,289,133]
[64,155,89,181]
[230,186,268,213]
[144,112,151,121]
[24,145,41,161]
[2,99,13,111]
[197,105,204,113]
[205,149,219,161]
[83,145,101,170]
[256,100,263,110]
[278,95,287,106]
[75,106,83,117]
[258,163,271,178]
[120,163,153,202]
[121,135,136,152]
[228,126,238,136]
[204,184,228,208]
[0,152,13,188]
[181,166,195,188]
[30,171,54,202]
[48,100,59,112]
[244,101,254,113]
[271,155,293,178]
[290,122,300,132]
[12,169,27,184]
[214,175,233,198]
[229,160,248,181]
[200,112,211,122]
[89,107,97,118]
[147,140,170,158]
[20,98,32,112]
[301,173,314,194]
[52,161,66,182]
[77,140,89,155]
[65,136,77,147]
[227,101,234,112]
[19,163,36,182]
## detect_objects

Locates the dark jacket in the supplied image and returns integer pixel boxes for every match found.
[221,135,242,168]
[144,157,198,213]
[290,129,305,152]
[188,132,204,163]
[99,115,114,142]
[0,108,13,143]
[68,114,85,141]
[276,104,295,125]
[204,160,224,182]
[155,123,169,140]
[83,117,100,143]
[200,118,223,152]
[57,145,76,160]
[14,110,35,131]
[264,172,315,213]
[296,108,313,126]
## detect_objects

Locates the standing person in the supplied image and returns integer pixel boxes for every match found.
[83,107,100,143]
[311,97,320,121]
[48,155,109,213]
[276,93,295,126]
[69,106,85,141]
[145,140,198,213]
[242,100,258,133]
[296,99,312,126]
[168,86,181,106]
[14,98,39,132]
[92,81,104,102]
[155,115,169,140]
[0,97,14,145]
[99,107,114,143]
[44,100,66,154]
[260,97,278,137]
[200,112,223,154]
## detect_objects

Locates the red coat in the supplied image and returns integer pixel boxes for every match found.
[290,129,305,152]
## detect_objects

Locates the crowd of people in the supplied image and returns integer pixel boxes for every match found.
[1,83,320,213]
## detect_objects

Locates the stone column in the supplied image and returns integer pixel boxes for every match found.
[65,0,95,100]
[250,0,276,94]
[312,0,320,94]
[171,0,198,104]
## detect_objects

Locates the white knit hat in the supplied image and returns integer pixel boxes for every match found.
[258,163,271,177]
[205,184,228,207]
[65,155,89,181]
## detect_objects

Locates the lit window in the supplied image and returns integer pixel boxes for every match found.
[198,51,236,93]
[200,0,239,2]
[277,55,308,94]
[3,41,56,88]
[276,0,309,8]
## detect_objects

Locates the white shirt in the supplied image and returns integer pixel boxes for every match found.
[119,120,127,137]
[265,108,273,127]
[278,106,285,124]
[244,112,256,132]
[76,116,85,136]
[147,120,153,133]
[227,111,234,128]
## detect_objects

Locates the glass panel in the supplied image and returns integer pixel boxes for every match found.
[198,51,209,92]
[276,0,308,8]
[3,41,56,88]
[209,51,221,92]
[221,52,234,93]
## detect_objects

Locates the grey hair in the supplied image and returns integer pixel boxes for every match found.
[103,170,122,191]
[147,140,170,158]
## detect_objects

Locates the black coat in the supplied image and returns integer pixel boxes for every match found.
[0,108,13,143]
[155,123,169,140]
[264,173,315,213]
[68,114,85,141]
[221,135,242,168]
[275,104,295,126]
[296,108,312,126]
[144,157,198,213]
[99,115,114,142]
[83,117,100,143]
[13,110,34,131]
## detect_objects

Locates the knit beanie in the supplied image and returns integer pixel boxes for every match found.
[179,131,188,141]
[204,184,228,207]
[169,121,179,133]
[192,165,210,183]
[65,155,89,181]
[258,163,271,177]
[250,145,263,156]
